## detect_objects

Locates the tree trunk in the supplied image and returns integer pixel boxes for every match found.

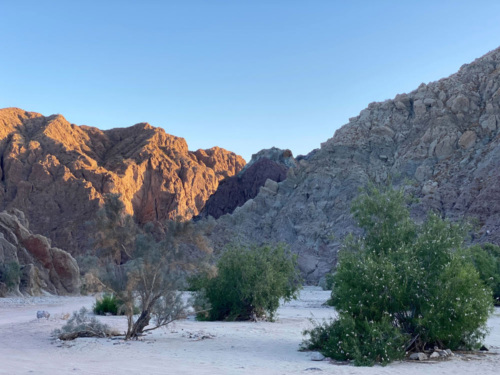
[126,310,151,339]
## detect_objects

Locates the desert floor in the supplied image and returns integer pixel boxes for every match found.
[0,287,498,375]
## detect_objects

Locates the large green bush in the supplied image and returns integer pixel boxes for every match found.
[303,185,493,366]
[192,243,302,321]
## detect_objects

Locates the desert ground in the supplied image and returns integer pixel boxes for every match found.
[0,287,498,375]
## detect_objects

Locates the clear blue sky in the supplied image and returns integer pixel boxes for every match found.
[1,1,499,161]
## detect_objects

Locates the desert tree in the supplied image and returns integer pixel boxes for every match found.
[91,194,211,339]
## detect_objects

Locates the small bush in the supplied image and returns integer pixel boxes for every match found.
[0,261,21,290]
[53,307,113,340]
[303,315,406,366]
[192,243,302,321]
[94,294,121,315]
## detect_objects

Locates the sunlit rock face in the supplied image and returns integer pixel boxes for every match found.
[209,47,500,283]
[0,108,245,255]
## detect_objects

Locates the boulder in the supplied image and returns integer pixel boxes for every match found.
[458,131,477,149]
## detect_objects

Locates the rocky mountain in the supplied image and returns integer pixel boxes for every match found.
[209,47,500,283]
[199,148,296,219]
[0,108,245,255]
[0,209,80,296]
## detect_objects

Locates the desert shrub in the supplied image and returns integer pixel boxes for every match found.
[320,272,335,290]
[192,243,302,321]
[466,243,500,305]
[303,315,406,366]
[94,293,121,315]
[303,184,493,366]
[0,261,21,290]
[53,307,113,340]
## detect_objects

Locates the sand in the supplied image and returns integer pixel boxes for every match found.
[0,287,498,375]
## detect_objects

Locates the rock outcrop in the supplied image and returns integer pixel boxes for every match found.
[0,108,245,254]
[200,148,295,219]
[0,209,80,296]
[210,47,500,283]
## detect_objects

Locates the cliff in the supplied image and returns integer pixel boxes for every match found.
[0,108,245,254]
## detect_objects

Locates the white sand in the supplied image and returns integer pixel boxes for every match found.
[0,287,498,375]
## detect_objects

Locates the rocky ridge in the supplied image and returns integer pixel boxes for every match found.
[209,47,500,283]
[0,209,80,296]
[0,108,245,254]
[200,147,296,219]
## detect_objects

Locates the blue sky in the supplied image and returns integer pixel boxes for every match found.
[1,1,500,161]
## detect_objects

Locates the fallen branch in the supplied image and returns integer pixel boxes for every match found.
[59,330,122,341]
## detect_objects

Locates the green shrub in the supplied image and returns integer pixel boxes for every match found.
[303,315,406,366]
[0,261,21,290]
[466,243,500,305]
[192,243,302,321]
[94,293,121,315]
[321,272,335,290]
[303,184,494,366]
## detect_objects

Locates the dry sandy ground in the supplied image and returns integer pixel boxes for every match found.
[0,287,498,375]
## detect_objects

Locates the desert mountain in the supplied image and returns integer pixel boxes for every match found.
[0,108,245,255]
[209,47,500,283]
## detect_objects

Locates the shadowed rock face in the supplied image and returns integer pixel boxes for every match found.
[0,108,245,254]
[210,47,500,283]
[200,148,295,219]
[0,209,79,296]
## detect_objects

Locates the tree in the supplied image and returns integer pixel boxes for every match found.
[91,194,210,339]
[192,243,302,321]
[303,184,493,366]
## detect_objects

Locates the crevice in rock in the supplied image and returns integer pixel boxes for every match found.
[407,98,415,119]
[0,154,5,183]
